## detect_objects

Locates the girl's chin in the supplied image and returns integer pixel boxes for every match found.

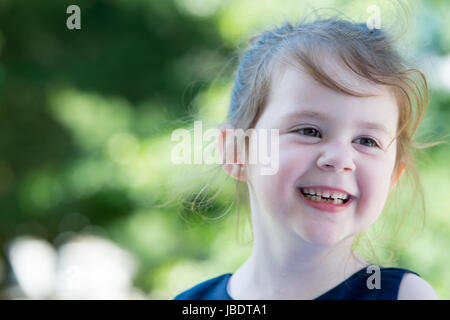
[293,224,349,246]
[303,236,344,246]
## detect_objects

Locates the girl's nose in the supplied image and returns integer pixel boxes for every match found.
[316,143,356,173]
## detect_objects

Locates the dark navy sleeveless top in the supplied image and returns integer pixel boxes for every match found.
[173,266,419,300]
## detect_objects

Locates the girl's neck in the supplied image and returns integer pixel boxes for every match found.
[228,240,369,300]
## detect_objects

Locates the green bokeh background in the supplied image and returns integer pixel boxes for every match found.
[0,0,448,299]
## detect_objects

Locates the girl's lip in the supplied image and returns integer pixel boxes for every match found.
[296,188,354,213]
[296,185,355,199]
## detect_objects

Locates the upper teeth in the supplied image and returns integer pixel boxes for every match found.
[301,188,348,200]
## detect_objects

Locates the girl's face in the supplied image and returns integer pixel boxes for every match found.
[246,63,400,245]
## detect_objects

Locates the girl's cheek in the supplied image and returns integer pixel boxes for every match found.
[274,143,315,189]
[280,140,319,164]
[355,159,392,210]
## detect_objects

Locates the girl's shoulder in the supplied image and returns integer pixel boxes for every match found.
[316,266,428,300]
[396,270,439,300]
[369,266,438,300]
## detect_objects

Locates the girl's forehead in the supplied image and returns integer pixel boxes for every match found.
[267,69,388,107]
[269,58,389,99]
[263,61,398,133]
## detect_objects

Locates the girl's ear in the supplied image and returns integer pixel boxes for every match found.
[218,123,247,182]
[389,161,406,192]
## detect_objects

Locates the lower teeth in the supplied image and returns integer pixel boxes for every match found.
[304,194,344,204]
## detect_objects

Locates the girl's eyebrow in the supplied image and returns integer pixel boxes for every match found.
[280,110,393,138]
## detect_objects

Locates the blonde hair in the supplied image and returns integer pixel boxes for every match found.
[184,17,445,266]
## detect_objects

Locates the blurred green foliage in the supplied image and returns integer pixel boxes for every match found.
[0,0,448,299]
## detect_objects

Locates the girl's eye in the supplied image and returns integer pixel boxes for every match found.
[354,137,379,148]
[297,127,321,138]
[294,128,380,149]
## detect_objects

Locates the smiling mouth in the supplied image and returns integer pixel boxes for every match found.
[297,188,350,204]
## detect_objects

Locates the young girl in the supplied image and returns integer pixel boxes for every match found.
[173,18,439,300]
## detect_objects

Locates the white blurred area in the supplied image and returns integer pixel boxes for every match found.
[419,53,450,92]
[4,235,146,299]
[435,54,450,91]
